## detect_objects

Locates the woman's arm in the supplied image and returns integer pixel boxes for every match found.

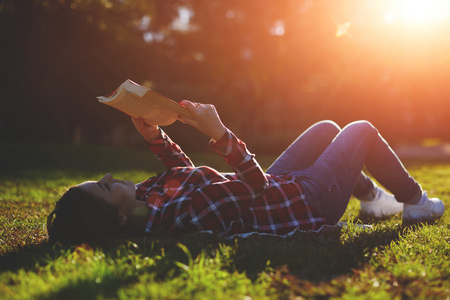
[131,117,194,168]
[141,102,269,234]
[177,100,267,185]
[155,129,269,235]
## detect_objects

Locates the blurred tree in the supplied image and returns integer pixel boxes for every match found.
[1,0,449,152]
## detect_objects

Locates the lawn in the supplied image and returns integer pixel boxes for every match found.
[0,143,449,299]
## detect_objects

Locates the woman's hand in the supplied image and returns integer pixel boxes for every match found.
[178,100,227,141]
[131,117,161,143]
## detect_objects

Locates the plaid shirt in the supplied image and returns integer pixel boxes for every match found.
[135,129,326,236]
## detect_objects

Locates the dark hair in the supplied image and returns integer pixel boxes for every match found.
[47,187,123,244]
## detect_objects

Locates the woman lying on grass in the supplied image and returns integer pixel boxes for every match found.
[47,101,445,244]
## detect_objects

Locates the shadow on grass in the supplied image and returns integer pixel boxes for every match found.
[127,224,417,282]
[226,225,406,282]
[35,276,137,300]
[0,223,424,298]
[0,242,59,273]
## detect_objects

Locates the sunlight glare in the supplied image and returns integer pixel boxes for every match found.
[383,12,395,25]
[386,0,450,26]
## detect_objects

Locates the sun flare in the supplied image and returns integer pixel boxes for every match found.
[385,0,450,26]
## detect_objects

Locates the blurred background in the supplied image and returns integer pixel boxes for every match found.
[1,0,450,154]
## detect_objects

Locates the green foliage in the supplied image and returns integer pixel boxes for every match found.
[0,144,449,299]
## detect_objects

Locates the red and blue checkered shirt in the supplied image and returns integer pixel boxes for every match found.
[135,129,326,236]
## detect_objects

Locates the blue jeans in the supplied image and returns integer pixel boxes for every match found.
[266,120,422,224]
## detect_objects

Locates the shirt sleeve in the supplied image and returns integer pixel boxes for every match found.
[145,128,194,169]
[185,129,269,234]
[210,129,268,188]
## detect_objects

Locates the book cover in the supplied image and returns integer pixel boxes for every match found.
[97,80,192,126]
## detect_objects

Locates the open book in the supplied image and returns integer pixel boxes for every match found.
[97,79,193,126]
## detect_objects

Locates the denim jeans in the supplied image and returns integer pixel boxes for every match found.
[266,120,422,224]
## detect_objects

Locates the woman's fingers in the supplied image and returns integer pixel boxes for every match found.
[177,100,226,140]
[131,116,160,142]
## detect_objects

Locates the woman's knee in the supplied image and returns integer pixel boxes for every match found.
[309,120,341,136]
[343,120,379,137]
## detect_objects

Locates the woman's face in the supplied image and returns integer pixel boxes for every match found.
[77,173,136,216]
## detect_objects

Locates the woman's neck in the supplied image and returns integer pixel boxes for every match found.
[124,200,150,233]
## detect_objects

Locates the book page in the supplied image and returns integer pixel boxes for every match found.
[109,93,178,126]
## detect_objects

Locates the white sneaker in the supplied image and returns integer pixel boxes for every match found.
[360,187,403,218]
[403,192,445,224]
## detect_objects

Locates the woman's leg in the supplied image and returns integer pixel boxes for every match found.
[266,120,341,174]
[291,120,423,224]
[267,120,375,198]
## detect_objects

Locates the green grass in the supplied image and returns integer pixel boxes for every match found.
[0,143,449,299]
